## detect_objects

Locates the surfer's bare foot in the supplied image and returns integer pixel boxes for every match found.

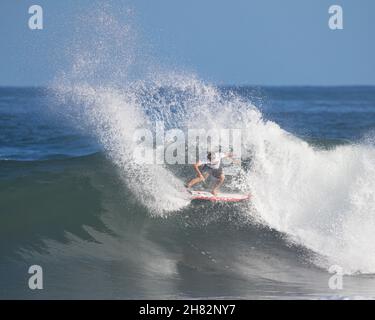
[211,189,218,196]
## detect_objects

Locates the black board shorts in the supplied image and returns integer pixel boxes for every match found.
[201,164,223,179]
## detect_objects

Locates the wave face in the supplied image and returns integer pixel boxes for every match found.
[53,76,375,275]
[2,4,375,299]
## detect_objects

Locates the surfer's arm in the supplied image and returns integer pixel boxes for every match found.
[223,152,241,165]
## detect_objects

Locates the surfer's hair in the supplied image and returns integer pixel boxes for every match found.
[207,152,212,161]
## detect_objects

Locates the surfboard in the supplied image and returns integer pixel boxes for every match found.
[189,190,250,202]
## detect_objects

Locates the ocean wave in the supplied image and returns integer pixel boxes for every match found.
[46,5,375,276]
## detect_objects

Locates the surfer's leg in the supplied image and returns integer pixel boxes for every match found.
[186,176,203,188]
[187,173,209,188]
[211,173,224,195]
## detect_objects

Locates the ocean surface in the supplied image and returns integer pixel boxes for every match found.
[1,85,375,299]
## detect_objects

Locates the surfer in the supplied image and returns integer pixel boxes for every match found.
[186,151,235,195]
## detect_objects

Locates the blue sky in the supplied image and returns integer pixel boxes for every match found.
[1,0,375,86]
